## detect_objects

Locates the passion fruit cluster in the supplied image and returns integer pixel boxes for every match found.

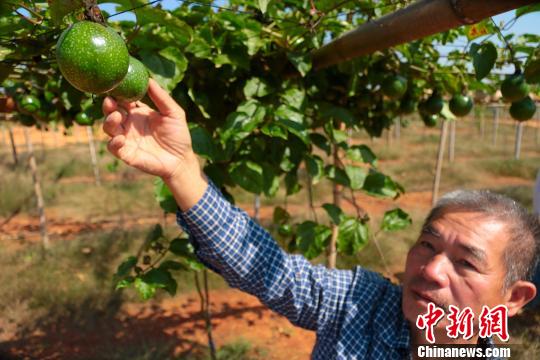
[56,21,150,125]
[501,72,536,121]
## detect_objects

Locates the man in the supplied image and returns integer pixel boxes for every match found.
[102,80,539,359]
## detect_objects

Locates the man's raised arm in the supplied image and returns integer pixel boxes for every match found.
[101,80,355,331]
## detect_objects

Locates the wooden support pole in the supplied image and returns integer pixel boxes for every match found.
[23,128,50,251]
[479,108,485,140]
[534,107,540,146]
[395,117,401,143]
[432,120,449,206]
[8,125,18,166]
[492,107,499,147]
[514,122,524,160]
[312,0,535,70]
[386,128,392,147]
[448,120,456,163]
[0,123,6,148]
[86,126,101,186]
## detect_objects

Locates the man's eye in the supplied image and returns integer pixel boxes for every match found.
[420,241,434,250]
[458,259,476,270]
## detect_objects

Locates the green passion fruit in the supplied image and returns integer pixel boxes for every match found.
[449,94,473,117]
[56,21,129,94]
[509,96,536,121]
[382,75,407,99]
[107,56,149,102]
[421,113,438,128]
[75,112,94,126]
[501,74,529,102]
[399,97,417,114]
[19,114,36,127]
[423,93,444,115]
[19,94,41,113]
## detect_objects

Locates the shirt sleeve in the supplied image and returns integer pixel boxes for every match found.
[176,181,354,331]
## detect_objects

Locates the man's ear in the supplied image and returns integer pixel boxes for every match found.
[505,281,537,316]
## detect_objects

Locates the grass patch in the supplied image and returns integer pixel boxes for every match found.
[0,225,228,335]
[481,159,538,180]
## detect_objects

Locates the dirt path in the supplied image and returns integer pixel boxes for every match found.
[1,175,532,247]
[1,288,316,360]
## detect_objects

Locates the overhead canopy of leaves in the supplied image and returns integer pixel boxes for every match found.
[2,1,538,300]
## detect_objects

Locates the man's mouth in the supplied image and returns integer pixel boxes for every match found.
[411,289,446,310]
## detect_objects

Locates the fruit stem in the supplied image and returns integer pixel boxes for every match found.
[489,17,519,72]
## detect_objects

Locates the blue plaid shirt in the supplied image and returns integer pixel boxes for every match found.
[176,182,502,359]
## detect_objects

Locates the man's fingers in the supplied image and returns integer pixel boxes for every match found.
[103,110,126,137]
[102,96,118,116]
[147,79,185,117]
[107,135,126,158]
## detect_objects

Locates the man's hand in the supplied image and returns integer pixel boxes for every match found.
[103,79,191,179]
[102,79,207,210]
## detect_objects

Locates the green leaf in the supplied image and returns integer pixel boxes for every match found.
[186,36,213,59]
[362,170,402,198]
[310,133,331,155]
[145,224,164,244]
[189,124,216,160]
[338,217,369,256]
[241,27,264,56]
[346,145,377,165]
[115,277,135,290]
[134,277,156,300]
[49,0,83,25]
[304,155,324,184]
[277,119,309,144]
[142,268,177,296]
[287,52,312,77]
[229,161,264,194]
[469,42,497,81]
[380,208,412,232]
[322,203,344,225]
[344,165,367,190]
[516,4,540,18]
[296,221,331,259]
[115,256,137,278]
[285,171,302,195]
[221,100,266,143]
[133,5,192,45]
[261,123,288,139]
[244,77,272,98]
[273,206,290,224]
[280,87,306,110]
[169,237,193,257]
[275,104,304,124]
[159,260,187,271]
[262,163,279,197]
[326,165,350,187]
[258,0,270,14]
[154,178,177,213]
[140,47,187,91]
[168,238,205,271]
[321,105,356,127]
[524,58,540,84]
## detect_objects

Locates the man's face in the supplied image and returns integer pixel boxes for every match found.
[402,210,509,326]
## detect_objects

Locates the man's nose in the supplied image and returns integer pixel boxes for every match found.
[421,254,449,288]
